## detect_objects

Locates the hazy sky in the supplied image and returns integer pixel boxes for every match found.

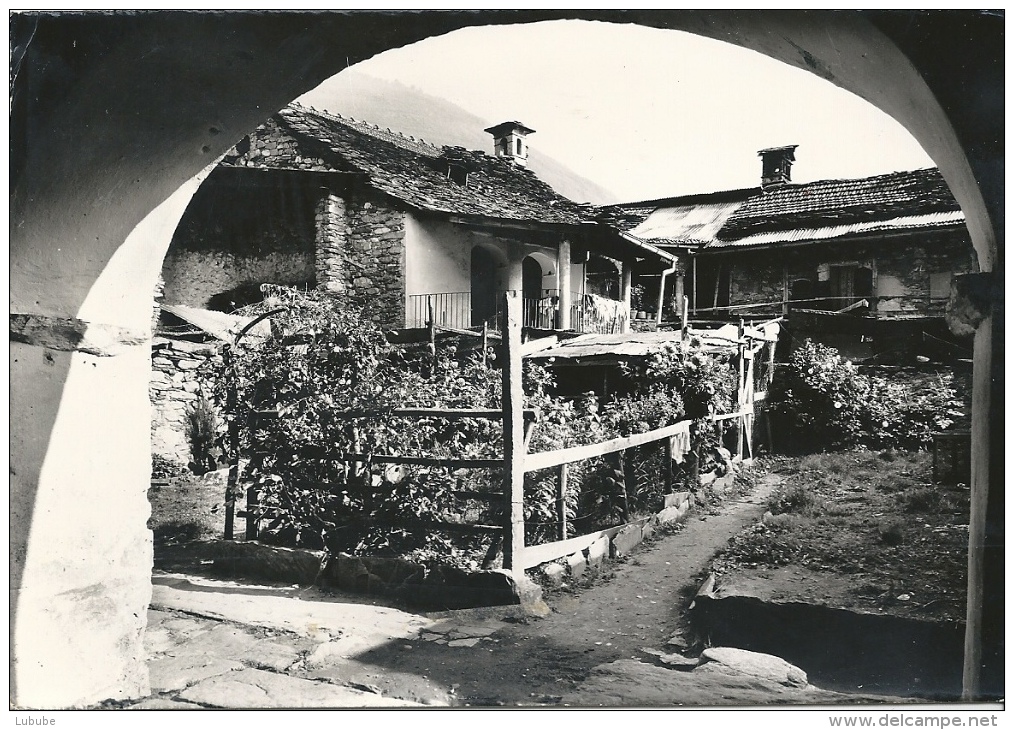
[302,19,935,203]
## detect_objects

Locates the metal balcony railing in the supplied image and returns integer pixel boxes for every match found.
[407,289,627,334]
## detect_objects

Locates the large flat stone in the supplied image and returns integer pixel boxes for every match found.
[562,659,844,707]
[610,524,643,559]
[565,551,587,579]
[149,655,244,693]
[178,667,419,708]
[151,580,433,645]
[125,698,207,710]
[699,647,808,687]
[585,536,609,568]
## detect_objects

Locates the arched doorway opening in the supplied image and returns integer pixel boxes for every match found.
[9,11,1001,707]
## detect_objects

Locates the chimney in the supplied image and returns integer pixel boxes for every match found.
[484,121,535,167]
[758,145,798,189]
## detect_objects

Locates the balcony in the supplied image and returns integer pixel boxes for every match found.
[407,290,627,334]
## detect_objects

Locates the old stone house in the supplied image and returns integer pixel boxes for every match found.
[602,146,977,360]
[152,103,675,462]
[158,102,673,334]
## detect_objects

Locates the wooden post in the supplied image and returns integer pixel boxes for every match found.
[620,262,633,334]
[664,437,674,494]
[481,320,489,367]
[245,485,259,540]
[681,294,689,340]
[735,319,746,459]
[691,257,698,316]
[556,463,569,541]
[501,291,526,573]
[619,450,633,522]
[781,266,790,317]
[223,344,238,540]
[427,296,436,370]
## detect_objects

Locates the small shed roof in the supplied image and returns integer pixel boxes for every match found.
[527,322,779,364]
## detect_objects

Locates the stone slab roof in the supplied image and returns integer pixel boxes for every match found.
[223,103,589,227]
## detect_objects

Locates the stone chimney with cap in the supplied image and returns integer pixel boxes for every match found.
[758,145,798,189]
[484,121,535,167]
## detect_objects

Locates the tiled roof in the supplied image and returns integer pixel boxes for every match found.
[706,210,966,250]
[223,103,588,226]
[721,168,961,240]
[604,168,965,252]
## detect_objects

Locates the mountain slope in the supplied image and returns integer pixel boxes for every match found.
[297,70,616,205]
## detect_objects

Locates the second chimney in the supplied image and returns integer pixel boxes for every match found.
[759,145,798,189]
[484,121,535,167]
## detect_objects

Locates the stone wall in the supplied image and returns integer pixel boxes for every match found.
[161,173,318,310]
[314,190,407,330]
[722,231,976,318]
[150,338,222,465]
[729,259,784,316]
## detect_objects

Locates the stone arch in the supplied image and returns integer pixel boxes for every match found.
[9,11,1002,707]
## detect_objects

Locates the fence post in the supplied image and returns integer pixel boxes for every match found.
[223,344,238,541]
[664,437,674,494]
[501,291,526,573]
[556,463,569,541]
[681,294,689,341]
[427,296,437,371]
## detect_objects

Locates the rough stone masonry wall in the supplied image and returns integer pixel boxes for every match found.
[729,258,784,316]
[150,338,222,465]
[315,189,407,330]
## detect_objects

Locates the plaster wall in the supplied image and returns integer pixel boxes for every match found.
[161,250,315,309]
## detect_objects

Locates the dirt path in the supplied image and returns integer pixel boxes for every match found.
[139,472,893,708]
[358,473,787,705]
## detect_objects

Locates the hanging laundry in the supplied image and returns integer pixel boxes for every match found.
[669,421,692,464]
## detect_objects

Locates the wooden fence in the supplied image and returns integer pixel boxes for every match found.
[229,291,773,575]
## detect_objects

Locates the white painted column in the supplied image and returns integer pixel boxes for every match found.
[10,167,214,709]
[557,239,572,330]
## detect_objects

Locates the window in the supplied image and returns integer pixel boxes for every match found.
[516,138,523,155]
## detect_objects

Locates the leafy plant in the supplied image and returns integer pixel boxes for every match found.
[185,395,225,475]
[769,339,962,451]
[212,287,746,568]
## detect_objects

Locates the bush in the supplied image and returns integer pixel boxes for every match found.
[770,340,962,451]
[214,288,745,568]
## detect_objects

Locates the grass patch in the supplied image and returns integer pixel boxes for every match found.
[148,474,224,547]
[713,448,969,621]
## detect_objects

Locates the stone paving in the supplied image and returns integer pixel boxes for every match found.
[132,573,531,708]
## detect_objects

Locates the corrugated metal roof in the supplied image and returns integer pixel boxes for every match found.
[627,199,748,245]
[703,210,965,250]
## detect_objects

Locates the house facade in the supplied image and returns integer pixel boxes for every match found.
[603,147,977,360]
[159,103,673,336]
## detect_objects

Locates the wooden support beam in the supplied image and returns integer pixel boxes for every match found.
[501,291,526,573]
[427,296,436,370]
